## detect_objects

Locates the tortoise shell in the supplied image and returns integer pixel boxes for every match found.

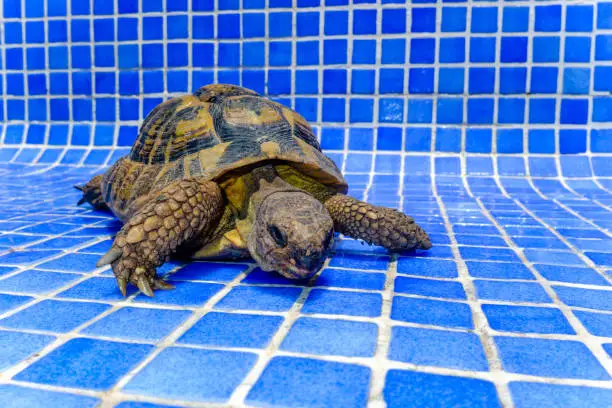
[102,84,347,220]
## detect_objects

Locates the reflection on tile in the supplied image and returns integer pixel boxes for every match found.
[246,356,371,407]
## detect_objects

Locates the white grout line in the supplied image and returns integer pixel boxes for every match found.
[431,156,515,408]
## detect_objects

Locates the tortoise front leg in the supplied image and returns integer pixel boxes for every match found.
[97,179,224,297]
[324,194,432,252]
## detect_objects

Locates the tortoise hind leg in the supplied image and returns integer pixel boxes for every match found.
[75,174,109,211]
[324,194,432,252]
[97,178,225,297]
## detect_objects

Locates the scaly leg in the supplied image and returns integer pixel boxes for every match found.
[97,178,224,297]
[324,194,432,252]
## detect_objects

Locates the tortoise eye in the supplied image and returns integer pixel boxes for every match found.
[268,225,287,248]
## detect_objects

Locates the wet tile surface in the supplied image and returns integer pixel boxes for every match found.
[0,132,611,407]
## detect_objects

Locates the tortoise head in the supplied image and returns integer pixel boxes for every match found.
[248,192,334,280]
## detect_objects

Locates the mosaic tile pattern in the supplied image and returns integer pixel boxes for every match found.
[0,0,611,407]
[0,162,609,407]
[0,0,611,156]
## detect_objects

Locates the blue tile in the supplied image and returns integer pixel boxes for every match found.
[37,253,101,273]
[460,247,520,262]
[535,265,609,286]
[523,250,585,266]
[81,307,191,342]
[397,257,458,278]
[442,7,466,32]
[302,289,382,317]
[0,270,80,294]
[389,327,488,371]
[15,338,154,390]
[246,357,370,408]
[466,261,535,280]
[382,8,406,33]
[470,37,496,62]
[216,286,301,312]
[315,268,385,290]
[395,276,466,300]
[573,310,612,337]
[474,280,551,303]
[171,262,248,282]
[391,296,473,329]
[510,382,612,408]
[57,277,137,302]
[495,337,609,380]
[0,300,110,332]
[0,292,31,316]
[503,7,529,32]
[384,370,500,408]
[586,252,612,268]
[0,250,61,266]
[0,385,98,408]
[554,286,612,311]
[134,281,223,307]
[328,253,389,270]
[0,331,55,371]
[566,5,594,32]
[482,304,574,334]
[178,312,283,348]
[124,347,256,402]
[565,36,591,63]
[281,317,377,357]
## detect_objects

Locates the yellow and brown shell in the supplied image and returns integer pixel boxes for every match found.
[102,84,347,220]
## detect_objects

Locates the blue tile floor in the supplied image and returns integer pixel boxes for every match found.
[0,160,611,408]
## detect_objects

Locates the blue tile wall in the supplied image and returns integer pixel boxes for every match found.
[0,0,610,161]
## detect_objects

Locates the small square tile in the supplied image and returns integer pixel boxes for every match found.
[534,265,609,286]
[171,262,248,282]
[397,258,458,278]
[246,357,370,407]
[394,277,465,300]
[124,348,257,403]
[495,337,609,380]
[133,281,223,307]
[0,293,33,314]
[57,277,137,302]
[328,254,389,270]
[15,338,154,390]
[554,286,612,311]
[0,331,55,371]
[281,317,377,357]
[302,289,382,317]
[81,307,191,342]
[178,312,283,348]
[510,382,612,408]
[0,300,109,334]
[0,385,98,408]
[389,326,488,371]
[466,261,534,280]
[474,280,551,304]
[523,250,585,266]
[0,270,80,294]
[483,304,574,334]
[384,370,500,408]
[574,310,612,337]
[316,268,385,291]
[37,253,101,273]
[215,286,301,312]
[391,296,473,329]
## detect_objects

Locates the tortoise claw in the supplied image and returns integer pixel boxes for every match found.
[152,279,175,291]
[97,247,122,268]
[137,276,155,297]
[74,184,84,191]
[116,276,128,297]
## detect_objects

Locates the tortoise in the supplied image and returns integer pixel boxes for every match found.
[76,84,432,297]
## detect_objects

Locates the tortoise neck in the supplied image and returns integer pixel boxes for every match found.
[248,165,303,211]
